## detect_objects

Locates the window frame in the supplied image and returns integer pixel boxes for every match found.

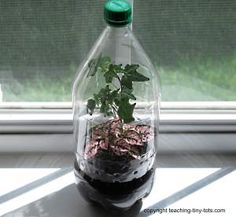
[0,101,235,153]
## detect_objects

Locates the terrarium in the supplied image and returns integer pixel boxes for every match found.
[72,0,160,211]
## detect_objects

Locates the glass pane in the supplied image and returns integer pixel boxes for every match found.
[0,1,103,102]
[0,0,235,102]
[134,0,236,101]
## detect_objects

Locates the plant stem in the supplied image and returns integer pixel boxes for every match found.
[111,104,118,114]
[115,74,122,84]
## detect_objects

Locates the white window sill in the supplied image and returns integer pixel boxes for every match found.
[0,101,235,153]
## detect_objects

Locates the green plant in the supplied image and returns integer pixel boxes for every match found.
[87,56,149,123]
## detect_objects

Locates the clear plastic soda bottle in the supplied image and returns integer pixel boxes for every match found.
[72,0,161,212]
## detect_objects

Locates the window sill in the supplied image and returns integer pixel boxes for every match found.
[0,101,235,153]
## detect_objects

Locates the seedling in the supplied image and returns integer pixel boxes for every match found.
[84,56,153,159]
[87,56,149,123]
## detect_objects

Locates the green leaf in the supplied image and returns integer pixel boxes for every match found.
[87,99,96,115]
[100,102,112,116]
[87,55,111,77]
[124,64,149,82]
[124,64,139,74]
[87,59,97,77]
[109,64,123,73]
[93,93,100,104]
[104,64,123,83]
[114,97,121,107]
[127,71,150,82]
[104,70,117,83]
[121,76,133,89]
[117,98,136,123]
[99,56,111,72]
[121,87,136,100]
[87,54,103,77]
[93,85,114,116]
[111,89,119,100]
[98,85,111,98]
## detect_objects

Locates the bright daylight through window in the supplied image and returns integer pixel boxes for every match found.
[0,0,235,102]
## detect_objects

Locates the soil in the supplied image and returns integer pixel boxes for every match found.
[74,118,156,209]
[74,160,155,209]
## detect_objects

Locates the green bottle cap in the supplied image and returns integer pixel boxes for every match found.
[104,0,132,27]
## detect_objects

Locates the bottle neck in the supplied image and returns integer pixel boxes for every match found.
[107,24,131,35]
[105,24,132,65]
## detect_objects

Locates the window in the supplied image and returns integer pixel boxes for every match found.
[0,1,235,152]
[0,1,103,102]
[0,0,235,102]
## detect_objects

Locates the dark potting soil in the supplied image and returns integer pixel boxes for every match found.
[74,160,154,196]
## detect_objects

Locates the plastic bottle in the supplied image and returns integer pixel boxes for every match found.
[72,0,160,212]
